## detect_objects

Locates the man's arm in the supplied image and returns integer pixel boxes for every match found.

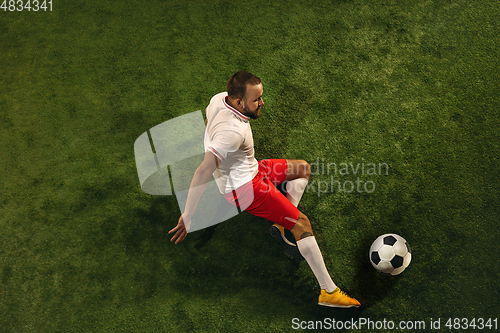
[168,150,219,244]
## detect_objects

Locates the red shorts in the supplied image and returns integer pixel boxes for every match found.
[224,159,300,230]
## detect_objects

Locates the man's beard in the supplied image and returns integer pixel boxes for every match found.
[243,105,262,119]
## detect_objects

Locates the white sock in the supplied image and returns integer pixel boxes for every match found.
[286,178,308,207]
[297,236,337,293]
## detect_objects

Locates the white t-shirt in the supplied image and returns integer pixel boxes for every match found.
[204,92,259,194]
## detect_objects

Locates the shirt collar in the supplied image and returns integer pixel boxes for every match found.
[224,96,250,122]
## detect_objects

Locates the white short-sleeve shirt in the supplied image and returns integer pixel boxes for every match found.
[204,92,259,194]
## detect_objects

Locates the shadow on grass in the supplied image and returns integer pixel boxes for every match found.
[124,196,381,321]
[194,224,219,250]
[351,233,399,308]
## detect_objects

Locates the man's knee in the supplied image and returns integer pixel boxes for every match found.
[291,213,313,240]
[287,159,311,181]
[298,160,311,180]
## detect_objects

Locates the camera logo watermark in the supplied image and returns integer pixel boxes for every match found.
[134,110,242,233]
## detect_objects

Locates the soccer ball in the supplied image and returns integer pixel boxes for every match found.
[369,234,412,275]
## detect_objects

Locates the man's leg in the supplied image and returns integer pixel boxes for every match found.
[269,159,309,253]
[269,159,309,258]
[284,159,310,207]
[250,160,360,307]
[285,159,310,182]
[291,213,361,308]
[290,213,337,292]
[259,159,359,307]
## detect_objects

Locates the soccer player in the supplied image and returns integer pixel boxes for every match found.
[169,71,361,308]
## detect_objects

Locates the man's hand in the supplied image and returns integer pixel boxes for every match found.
[169,215,189,244]
[168,151,218,245]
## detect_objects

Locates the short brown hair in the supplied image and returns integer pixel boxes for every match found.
[227,71,261,100]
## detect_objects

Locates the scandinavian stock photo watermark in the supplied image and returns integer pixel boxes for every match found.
[306,158,389,195]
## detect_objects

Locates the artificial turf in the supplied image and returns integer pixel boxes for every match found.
[1,0,499,331]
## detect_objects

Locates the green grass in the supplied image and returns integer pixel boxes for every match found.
[1,0,499,331]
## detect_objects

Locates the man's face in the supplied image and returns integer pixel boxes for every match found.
[242,83,264,119]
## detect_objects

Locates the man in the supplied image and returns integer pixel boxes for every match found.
[169,71,361,308]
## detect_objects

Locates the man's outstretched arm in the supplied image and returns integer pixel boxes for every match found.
[168,150,219,244]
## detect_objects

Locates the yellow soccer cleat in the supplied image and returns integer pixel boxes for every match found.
[318,288,361,308]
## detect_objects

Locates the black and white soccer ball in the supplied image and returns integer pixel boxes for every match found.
[369,234,412,275]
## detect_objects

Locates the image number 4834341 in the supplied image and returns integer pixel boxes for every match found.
[1,0,53,11]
